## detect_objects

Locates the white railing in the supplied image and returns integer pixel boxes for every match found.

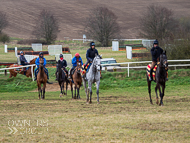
[0,64,36,81]
[101,59,190,77]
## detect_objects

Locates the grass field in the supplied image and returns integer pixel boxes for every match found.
[0,41,190,142]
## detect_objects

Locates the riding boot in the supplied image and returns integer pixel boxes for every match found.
[149,69,153,81]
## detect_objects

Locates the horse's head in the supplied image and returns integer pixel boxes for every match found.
[39,58,44,70]
[76,61,82,73]
[160,51,168,68]
[93,54,102,71]
[30,57,37,64]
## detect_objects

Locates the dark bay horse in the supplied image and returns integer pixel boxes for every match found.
[70,61,82,99]
[5,58,37,78]
[147,51,168,106]
[37,58,47,99]
[57,60,69,97]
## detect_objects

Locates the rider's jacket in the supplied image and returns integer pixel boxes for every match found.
[35,57,47,68]
[86,48,99,61]
[72,56,83,67]
[151,46,163,62]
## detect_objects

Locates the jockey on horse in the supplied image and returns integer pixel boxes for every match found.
[149,39,168,81]
[19,51,29,72]
[55,54,68,81]
[34,52,50,83]
[69,53,83,80]
[81,41,99,78]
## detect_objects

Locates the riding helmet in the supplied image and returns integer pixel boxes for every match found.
[90,42,95,47]
[20,51,23,54]
[39,52,43,58]
[153,39,159,45]
[60,54,63,58]
[75,53,80,57]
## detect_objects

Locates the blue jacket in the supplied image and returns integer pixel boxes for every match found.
[86,48,99,61]
[35,57,47,68]
[151,46,163,62]
[72,56,83,67]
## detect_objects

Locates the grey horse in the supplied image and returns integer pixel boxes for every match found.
[82,55,102,104]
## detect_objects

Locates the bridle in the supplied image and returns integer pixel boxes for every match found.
[76,62,82,74]
[160,54,168,69]
[92,56,101,72]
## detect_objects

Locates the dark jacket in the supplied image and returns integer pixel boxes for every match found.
[20,55,27,65]
[58,59,67,68]
[86,48,99,61]
[151,46,163,62]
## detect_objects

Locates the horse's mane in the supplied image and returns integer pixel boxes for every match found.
[30,57,37,64]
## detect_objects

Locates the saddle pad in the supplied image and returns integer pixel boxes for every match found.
[146,62,160,81]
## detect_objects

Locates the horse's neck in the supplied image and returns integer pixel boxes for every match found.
[39,66,44,76]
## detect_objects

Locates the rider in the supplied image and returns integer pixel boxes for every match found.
[69,53,83,79]
[149,39,166,81]
[55,54,68,81]
[19,51,29,71]
[81,42,99,77]
[34,52,50,83]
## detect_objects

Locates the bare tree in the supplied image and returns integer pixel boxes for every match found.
[0,11,8,33]
[33,10,59,44]
[85,7,120,47]
[139,4,177,44]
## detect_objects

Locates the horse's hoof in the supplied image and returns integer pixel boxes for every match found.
[97,102,100,104]
[89,101,92,104]
[86,102,89,104]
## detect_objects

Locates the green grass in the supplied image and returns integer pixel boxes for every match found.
[1,39,190,142]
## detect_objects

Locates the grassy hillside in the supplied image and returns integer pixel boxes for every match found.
[1,0,190,39]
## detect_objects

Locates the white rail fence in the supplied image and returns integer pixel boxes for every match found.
[0,64,36,81]
[101,59,190,77]
[0,59,190,81]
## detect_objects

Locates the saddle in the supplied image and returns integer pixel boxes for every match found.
[146,62,160,81]
[13,64,25,73]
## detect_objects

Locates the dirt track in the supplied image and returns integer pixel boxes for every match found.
[32,82,71,92]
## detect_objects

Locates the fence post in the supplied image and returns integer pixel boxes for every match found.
[15,47,17,57]
[31,65,34,81]
[128,63,129,77]
[4,45,7,53]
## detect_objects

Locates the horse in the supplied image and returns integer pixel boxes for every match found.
[70,61,83,99]
[5,58,37,78]
[57,60,69,97]
[37,57,47,99]
[83,54,102,104]
[147,51,168,106]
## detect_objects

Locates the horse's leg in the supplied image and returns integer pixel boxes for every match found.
[147,76,153,104]
[43,83,46,99]
[160,83,165,106]
[88,81,92,104]
[59,82,63,97]
[65,80,68,96]
[63,82,66,95]
[74,84,77,99]
[96,80,100,104]
[70,81,73,99]
[37,83,41,99]
[155,83,160,105]
[83,79,89,103]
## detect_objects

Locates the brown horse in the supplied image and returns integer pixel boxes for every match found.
[5,58,37,78]
[37,58,47,99]
[70,61,82,99]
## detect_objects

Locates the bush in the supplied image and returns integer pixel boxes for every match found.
[0,33,10,43]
